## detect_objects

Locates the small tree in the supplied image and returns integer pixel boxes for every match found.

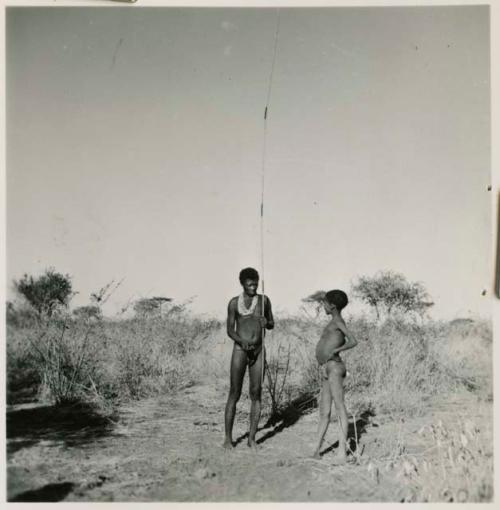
[352,270,433,319]
[13,268,73,317]
[73,305,102,321]
[133,297,172,317]
[90,278,124,306]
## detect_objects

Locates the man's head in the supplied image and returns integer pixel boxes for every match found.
[324,289,348,314]
[239,267,259,296]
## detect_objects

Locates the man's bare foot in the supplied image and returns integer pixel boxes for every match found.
[311,451,321,460]
[247,439,259,450]
[223,439,234,449]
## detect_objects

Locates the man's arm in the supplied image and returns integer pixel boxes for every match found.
[332,317,358,354]
[226,299,247,348]
[263,295,274,330]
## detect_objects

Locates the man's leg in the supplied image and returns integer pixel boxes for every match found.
[247,346,264,448]
[329,362,348,463]
[223,346,247,449]
[312,376,332,458]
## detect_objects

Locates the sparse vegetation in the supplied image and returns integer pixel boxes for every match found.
[7,304,221,407]
[6,269,493,502]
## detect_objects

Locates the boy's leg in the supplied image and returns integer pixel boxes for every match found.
[312,376,332,458]
[328,361,348,463]
[224,346,247,448]
[247,346,264,448]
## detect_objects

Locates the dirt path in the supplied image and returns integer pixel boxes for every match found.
[6,385,492,502]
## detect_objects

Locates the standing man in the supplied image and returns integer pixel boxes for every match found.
[223,267,274,449]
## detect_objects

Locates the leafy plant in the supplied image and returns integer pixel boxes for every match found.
[13,268,73,317]
[352,271,433,319]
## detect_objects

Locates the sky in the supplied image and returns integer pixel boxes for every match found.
[6,5,492,319]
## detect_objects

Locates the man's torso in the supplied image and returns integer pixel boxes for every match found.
[233,294,264,346]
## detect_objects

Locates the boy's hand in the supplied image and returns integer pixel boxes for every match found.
[241,341,255,351]
[258,316,268,328]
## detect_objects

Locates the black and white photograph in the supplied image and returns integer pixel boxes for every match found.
[3,0,497,503]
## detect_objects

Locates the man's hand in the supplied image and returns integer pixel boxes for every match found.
[240,341,256,351]
[258,316,268,328]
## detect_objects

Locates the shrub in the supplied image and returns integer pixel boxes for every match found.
[13,269,73,317]
[352,271,434,320]
[6,302,222,407]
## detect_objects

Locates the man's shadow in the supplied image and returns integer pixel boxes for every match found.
[233,392,318,446]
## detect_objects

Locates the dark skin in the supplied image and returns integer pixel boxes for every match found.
[223,278,274,450]
[312,301,358,464]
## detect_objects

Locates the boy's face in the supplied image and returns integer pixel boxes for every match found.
[323,300,335,315]
[242,279,258,296]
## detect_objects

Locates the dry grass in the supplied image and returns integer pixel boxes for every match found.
[261,314,492,416]
[404,418,493,501]
[7,307,222,408]
[360,408,494,502]
[7,308,491,414]
[6,307,493,502]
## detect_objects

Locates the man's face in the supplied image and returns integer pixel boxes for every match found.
[242,279,258,296]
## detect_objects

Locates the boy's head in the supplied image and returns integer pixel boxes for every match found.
[324,289,348,314]
[239,267,259,296]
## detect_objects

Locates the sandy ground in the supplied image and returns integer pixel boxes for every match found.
[6,384,492,502]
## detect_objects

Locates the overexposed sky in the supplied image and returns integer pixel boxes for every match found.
[6,5,491,319]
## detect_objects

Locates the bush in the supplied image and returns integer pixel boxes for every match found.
[264,313,492,417]
[7,297,491,418]
[6,304,222,407]
[7,325,41,403]
[13,269,73,317]
[352,271,434,320]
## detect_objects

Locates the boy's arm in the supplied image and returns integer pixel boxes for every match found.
[226,299,248,349]
[332,318,358,354]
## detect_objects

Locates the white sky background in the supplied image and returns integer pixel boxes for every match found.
[6,5,491,319]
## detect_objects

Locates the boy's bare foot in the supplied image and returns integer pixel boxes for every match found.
[223,439,234,449]
[331,451,347,465]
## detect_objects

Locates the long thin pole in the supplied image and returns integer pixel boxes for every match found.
[261,9,281,388]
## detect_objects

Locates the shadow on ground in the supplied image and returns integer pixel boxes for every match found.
[7,403,116,454]
[320,409,375,456]
[234,392,318,447]
[9,482,75,502]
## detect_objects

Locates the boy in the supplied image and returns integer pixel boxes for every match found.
[223,267,274,449]
[312,290,358,464]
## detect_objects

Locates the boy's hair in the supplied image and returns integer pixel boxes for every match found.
[239,267,259,284]
[325,290,348,311]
